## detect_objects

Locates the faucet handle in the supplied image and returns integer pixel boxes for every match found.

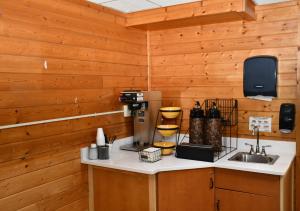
[261,145,271,156]
[262,145,272,148]
[245,143,255,155]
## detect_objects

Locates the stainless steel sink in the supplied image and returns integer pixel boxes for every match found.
[228,152,279,165]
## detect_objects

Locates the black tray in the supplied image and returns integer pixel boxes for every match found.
[175,144,215,162]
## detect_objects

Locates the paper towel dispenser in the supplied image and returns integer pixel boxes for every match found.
[243,56,278,97]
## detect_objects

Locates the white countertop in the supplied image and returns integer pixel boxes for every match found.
[81,137,296,176]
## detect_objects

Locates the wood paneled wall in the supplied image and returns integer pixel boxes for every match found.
[0,0,147,210]
[296,1,300,210]
[0,0,299,210]
[150,0,298,141]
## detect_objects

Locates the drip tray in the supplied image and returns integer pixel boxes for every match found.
[120,143,150,152]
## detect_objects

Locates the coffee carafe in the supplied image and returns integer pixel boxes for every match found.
[189,101,205,144]
[205,102,222,151]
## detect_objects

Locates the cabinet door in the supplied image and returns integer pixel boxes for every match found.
[93,167,152,211]
[157,168,214,211]
[215,168,280,196]
[215,188,279,211]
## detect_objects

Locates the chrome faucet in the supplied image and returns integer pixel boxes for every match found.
[252,125,260,154]
[261,145,271,156]
[245,126,272,156]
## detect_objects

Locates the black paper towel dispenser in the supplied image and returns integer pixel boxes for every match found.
[243,56,278,97]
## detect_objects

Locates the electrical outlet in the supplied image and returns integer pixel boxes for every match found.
[249,116,272,132]
[123,105,131,117]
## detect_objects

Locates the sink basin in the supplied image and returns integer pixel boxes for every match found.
[228,152,279,165]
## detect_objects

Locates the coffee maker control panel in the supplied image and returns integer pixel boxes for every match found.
[119,91,144,103]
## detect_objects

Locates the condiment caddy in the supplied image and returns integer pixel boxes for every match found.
[139,147,161,162]
[88,128,117,160]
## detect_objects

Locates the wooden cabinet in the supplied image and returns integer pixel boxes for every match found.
[157,168,214,211]
[90,166,293,211]
[91,167,214,211]
[92,166,156,211]
[215,167,293,211]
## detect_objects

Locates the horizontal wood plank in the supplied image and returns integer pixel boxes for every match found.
[0,172,87,211]
[17,184,88,211]
[151,60,297,76]
[0,17,146,55]
[151,73,297,87]
[0,159,84,198]
[0,1,145,45]
[0,89,116,109]
[151,33,297,56]
[15,0,123,25]
[151,47,298,66]
[0,36,147,66]
[56,198,89,211]
[150,19,298,45]
[0,73,103,91]
[0,55,147,76]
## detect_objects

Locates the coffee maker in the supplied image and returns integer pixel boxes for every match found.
[119,90,161,151]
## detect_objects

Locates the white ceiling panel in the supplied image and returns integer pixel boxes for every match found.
[253,0,290,4]
[102,0,159,13]
[87,0,292,13]
[88,0,111,4]
[149,0,199,7]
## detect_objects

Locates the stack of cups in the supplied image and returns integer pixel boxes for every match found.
[96,128,105,146]
[96,128,109,159]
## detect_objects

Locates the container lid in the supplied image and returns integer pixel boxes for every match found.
[208,102,221,119]
[91,143,97,148]
[190,101,204,118]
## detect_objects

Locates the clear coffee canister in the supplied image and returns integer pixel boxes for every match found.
[205,102,222,151]
[189,101,205,144]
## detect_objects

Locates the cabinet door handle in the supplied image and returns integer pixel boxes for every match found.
[209,177,214,189]
[216,200,220,211]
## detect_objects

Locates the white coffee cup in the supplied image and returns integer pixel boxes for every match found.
[96,128,105,146]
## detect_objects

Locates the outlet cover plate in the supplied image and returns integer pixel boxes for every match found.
[249,116,272,132]
[123,105,131,117]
